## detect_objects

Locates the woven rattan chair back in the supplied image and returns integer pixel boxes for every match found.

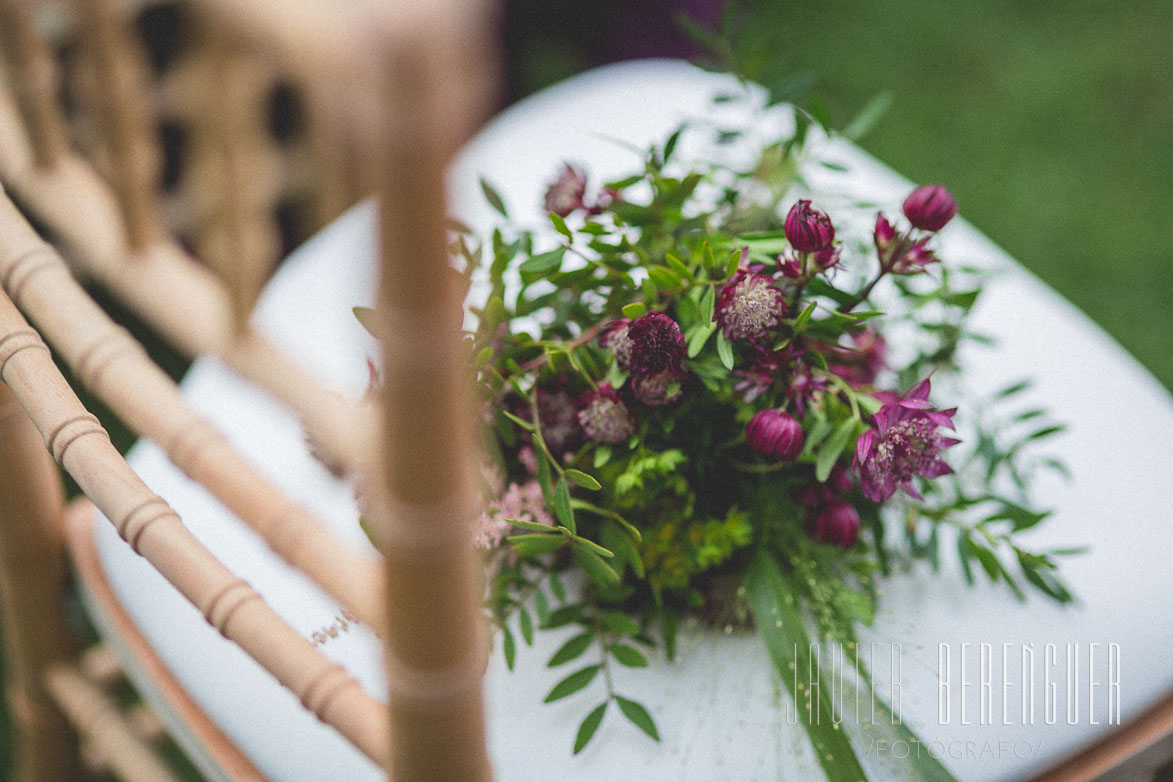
[0,1,498,779]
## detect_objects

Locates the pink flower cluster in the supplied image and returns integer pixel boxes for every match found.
[474,480,554,550]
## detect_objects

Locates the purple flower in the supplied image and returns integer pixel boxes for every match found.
[632,370,684,407]
[544,164,587,217]
[902,184,957,232]
[600,318,634,370]
[576,384,635,444]
[715,272,786,342]
[810,501,861,548]
[784,200,835,252]
[853,378,960,502]
[746,409,804,462]
[628,311,685,378]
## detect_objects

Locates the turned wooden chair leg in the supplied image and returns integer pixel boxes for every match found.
[0,380,82,782]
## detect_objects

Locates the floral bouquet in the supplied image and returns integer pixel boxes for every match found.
[357,96,1075,779]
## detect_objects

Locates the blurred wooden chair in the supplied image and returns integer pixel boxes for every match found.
[0,0,497,779]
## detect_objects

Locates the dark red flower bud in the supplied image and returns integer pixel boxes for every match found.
[628,311,685,378]
[746,409,804,462]
[784,200,835,252]
[811,501,861,548]
[902,185,957,232]
[544,164,587,217]
[812,244,841,270]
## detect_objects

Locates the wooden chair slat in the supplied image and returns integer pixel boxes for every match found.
[0,192,385,628]
[0,288,390,766]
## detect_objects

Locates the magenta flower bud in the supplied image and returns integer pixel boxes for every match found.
[576,385,635,444]
[784,200,835,252]
[811,501,861,548]
[746,409,804,462]
[544,164,587,217]
[628,311,685,378]
[715,272,786,342]
[902,184,957,232]
[873,213,897,257]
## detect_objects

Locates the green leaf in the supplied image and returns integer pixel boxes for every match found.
[687,321,717,358]
[716,331,735,371]
[622,302,647,319]
[543,604,585,629]
[699,285,715,323]
[792,300,817,333]
[574,702,608,754]
[572,535,615,559]
[506,518,556,533]
[352,306,379,337]
[502,626,516,670]
[480,177,509,217]
[565,469,602,490]
[647,265,682,290]
[519,606,534,646]
[549,211,573,240]
[549,571,567,602]
[534,588,550,625]
[609,644,650,668]
[817,418,858,482]
[554,479,576,534]
[501,410,534,431]
[506,534,566,557]
[600,611,641,636]
[744,552,866,782]
[520,248,565,275]
[574,546,621,587]
[665,253,693,281]
[614,696,659,741]
[663,126,683,163]
[593,446,612,468]
[548,632,594,668]
[475,346,494,365]
[843,91,894,141]
[996,379,1032,398]
[544,665,602,703]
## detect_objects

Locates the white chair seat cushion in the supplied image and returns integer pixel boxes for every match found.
[92,59,1173,781]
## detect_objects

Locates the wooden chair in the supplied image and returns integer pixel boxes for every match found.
[0,0,498,779]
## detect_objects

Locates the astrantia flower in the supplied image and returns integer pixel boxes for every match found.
[854,378,960,502]
[627,311,685,378]
[746,409,804,462]
[902,184,958,232]
[784,200,835,252]
[715,272,786,342]
[810,501,861,548]
[544,164,587,217]
[576,384,635,444]
[889,236,938,275]
[600,318,634,370]
[632,370,683,407]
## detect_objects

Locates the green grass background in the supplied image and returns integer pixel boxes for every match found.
[2,1,1171,778]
